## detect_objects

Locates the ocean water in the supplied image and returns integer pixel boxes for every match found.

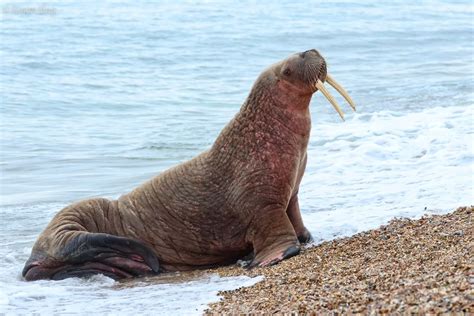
[1,0,473,314]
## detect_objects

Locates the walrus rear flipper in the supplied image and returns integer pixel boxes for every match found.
[23,233,160,281]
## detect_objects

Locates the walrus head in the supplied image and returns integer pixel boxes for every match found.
[260,49,356,120]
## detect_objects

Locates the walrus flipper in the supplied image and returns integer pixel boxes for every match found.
[247,209,301,268]
[286,195,314,244]
[23,233,160,281]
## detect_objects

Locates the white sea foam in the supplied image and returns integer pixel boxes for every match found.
[0,273,263,315]
[301,104,473,241]
[0,249,262,315]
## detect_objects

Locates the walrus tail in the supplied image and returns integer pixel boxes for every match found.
[23,232,160,281]
[22,198,160,281]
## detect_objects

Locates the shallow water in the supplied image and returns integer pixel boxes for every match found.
[1,0,473,314]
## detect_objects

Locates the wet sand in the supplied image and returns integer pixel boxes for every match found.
[206,206,473,314]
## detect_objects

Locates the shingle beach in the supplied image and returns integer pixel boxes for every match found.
[206,206,473,314]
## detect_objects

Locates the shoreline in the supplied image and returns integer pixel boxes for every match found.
[206,206,473,314]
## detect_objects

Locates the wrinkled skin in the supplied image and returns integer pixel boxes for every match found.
[23,49,327,281]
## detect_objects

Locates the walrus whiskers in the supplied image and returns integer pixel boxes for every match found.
[325,74,357,111]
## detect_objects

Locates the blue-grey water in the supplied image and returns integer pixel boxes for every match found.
[1,1,473,314]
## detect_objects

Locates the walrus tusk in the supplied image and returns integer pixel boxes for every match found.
[325,74,357,111]
[315,80,345,121]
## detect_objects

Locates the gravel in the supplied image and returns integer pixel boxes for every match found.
[205,206,473,314]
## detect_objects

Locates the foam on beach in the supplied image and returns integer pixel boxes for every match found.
[301,105,473,242]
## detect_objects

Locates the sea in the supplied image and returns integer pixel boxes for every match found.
[1,0,473,314]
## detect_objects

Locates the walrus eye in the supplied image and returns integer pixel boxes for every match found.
[283,68,291,76]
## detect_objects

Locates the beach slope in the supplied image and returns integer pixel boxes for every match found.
[206,206,473,314]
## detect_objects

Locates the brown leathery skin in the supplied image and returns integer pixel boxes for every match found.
[23,49,327,280]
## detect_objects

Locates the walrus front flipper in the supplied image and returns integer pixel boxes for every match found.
[247,209,301,268]
[23,233,160,281]
[286,194,314,244]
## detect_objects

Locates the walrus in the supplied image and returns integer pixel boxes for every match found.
[23,49,356,281]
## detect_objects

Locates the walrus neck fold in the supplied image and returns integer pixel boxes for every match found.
[208,84,311,170]
[273,80,313,112]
